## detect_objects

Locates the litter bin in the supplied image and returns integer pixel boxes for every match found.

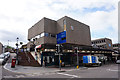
[11,58,16,68]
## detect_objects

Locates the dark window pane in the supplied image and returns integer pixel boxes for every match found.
[51,34,56,38]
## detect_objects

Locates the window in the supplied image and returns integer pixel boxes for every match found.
[45,33,49,37]
[51,34,56,38]
[63,19,66,25]
[104,40,105,42]
[63,19,66,31]
[41,32,45,37]
[35,35,39,38]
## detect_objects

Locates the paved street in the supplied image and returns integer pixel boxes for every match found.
[2,62,119,79]
[20,64,118,78]
[1,53,120,79]
[2,53,26,79]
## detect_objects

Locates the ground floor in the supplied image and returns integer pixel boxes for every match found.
[36,51,114,67]
[27,44,116,67]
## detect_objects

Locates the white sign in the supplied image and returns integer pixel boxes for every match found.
[70,26,74,30]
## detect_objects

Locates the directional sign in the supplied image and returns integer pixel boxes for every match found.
[57,31,66,44]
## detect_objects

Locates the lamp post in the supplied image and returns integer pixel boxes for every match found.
[16,37,19,64]
[75,47,79,69]
[56,44,61,70]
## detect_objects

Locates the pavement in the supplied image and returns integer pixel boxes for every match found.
[0,66,2,79]
[3,63,87,75]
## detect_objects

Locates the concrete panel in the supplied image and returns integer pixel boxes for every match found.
[65,16,91,46]
[28,18,44,40]
[35,37,44,45]
[44,18,57,34]
[44,37,56,44]
[57,17,66,34]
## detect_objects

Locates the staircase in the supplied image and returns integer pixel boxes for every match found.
[18,52,40,67]
[31,51,41,65]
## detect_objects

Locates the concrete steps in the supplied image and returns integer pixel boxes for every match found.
[18,52,40,67]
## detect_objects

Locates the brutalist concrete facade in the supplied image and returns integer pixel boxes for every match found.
[27,17,57,49]
[113,43,120,53]
[0,42,3,54]
[57,16,91,46]
[92,38,113,50]
[27,16,91,49]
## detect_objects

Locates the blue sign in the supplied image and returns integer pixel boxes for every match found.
[57,31,66,44]
[92,56,96,63]
[83,56,88,63]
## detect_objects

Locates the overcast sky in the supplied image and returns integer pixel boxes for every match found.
[0,0,119,48]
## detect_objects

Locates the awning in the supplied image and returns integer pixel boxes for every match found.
[35,45,42,49]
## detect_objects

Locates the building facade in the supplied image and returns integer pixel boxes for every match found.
[0,42,3,54]
[113,43,120,53]
[27,16,91,66]
[27,16,91,49]
[92,38,113,50]
[27,16,114,67]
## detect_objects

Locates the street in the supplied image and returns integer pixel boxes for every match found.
[1,53,26,79]
[20,64,118,78]
[0,53,119,80]
[2,62,119,79]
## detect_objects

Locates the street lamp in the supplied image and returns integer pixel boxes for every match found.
[56,44,62,70]
[75,47,79,69]
[16,37,19,64]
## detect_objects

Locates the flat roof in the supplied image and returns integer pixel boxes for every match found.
[92,38,112,42]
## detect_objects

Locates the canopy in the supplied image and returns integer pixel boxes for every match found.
[35,45,42,49]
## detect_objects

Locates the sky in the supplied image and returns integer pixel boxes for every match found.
[0,0,119,48]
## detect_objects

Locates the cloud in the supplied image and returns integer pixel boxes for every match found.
[0,30,26,47]
[0,0,119,47]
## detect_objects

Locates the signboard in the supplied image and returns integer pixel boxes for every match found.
[57,31,66,44]
[92,56,96,63]
[83,56,96,63]
[83,56,88,63]
[88,56,92,63]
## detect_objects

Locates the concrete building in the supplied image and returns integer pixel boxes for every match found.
[27,16,114,67]
[0,42,3,54]
[113,43,120,53]
[27,16,91,49]
[27,16,91,66]
[27,17,57,49]
[92,38,113,50]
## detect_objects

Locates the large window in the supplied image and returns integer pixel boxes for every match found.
[45,33,49,37]
[31,32,56,40]
[63,19,66,31]
[41,32,45,37]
